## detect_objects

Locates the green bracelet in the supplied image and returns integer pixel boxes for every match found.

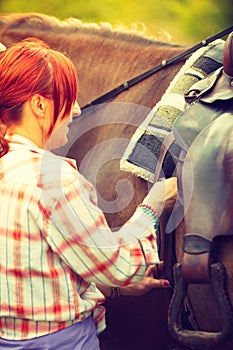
[137,204,159,229]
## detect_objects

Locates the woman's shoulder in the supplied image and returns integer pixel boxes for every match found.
[1,145,79,187]
[36,149,80,187]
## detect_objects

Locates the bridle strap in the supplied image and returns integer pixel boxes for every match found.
[81,25,233,111]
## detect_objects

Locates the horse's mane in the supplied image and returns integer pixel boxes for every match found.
[0,12,182,48]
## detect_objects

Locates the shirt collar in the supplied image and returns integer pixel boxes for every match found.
[5,133,40,149]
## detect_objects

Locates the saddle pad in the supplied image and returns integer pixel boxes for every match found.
[120,40,224,183]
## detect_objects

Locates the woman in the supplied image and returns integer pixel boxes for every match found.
[0,38,177,349]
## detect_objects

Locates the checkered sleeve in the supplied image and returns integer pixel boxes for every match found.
[42,172,160,287]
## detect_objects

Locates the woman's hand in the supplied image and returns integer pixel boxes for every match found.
[143,177,178,217]
[119,262,170,296]
[97,262,170,297]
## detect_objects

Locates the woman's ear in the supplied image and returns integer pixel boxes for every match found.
[30,94,48,118]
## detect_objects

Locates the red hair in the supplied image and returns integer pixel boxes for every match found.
[0,37,78,129]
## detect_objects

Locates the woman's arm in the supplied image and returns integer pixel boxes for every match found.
[97,263,170,297]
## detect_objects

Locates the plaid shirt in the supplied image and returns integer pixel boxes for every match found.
[0,134,159,340]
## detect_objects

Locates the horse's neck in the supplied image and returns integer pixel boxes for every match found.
[0,13,186,107]
[74,38,186,107]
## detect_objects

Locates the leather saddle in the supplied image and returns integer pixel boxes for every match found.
[174,31,233,151]
[172,31,233,279]
[167,32,233,349]
[154,33,233,182]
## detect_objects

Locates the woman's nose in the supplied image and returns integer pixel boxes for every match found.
[73,101,81,117]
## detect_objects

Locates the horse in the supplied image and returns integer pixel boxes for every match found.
[0,12,232,350]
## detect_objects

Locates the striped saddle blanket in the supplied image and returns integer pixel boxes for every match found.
[120,39,224,183]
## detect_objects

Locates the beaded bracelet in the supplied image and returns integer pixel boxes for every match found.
[137,204,159,230]
[111,287,121,298]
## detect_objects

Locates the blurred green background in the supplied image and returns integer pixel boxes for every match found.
[0,0,232,44]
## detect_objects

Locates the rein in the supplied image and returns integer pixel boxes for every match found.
[81,25,233,111]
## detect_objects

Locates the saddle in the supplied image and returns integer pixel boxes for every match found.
[174,68,233,152]
[174,31,233,150]
[171,32,233,154]
[172,60,233,282]
[173,68,233,151]
[162,32,233,348]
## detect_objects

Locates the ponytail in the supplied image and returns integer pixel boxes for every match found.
[0,124,8,157]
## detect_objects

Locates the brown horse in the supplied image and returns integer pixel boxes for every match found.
[0,12,232,350]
